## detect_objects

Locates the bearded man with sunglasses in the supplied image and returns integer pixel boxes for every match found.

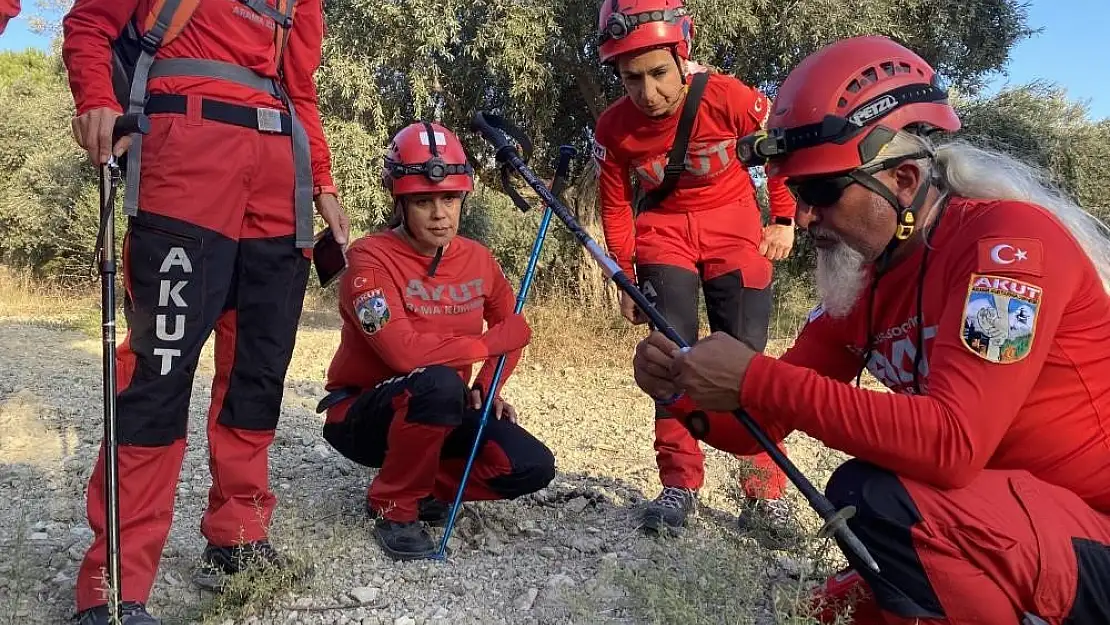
[632,34,1110,624]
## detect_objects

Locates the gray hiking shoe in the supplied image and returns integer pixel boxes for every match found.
[75,602,160,624]
[193,539,308,592]
[736,497,798,548]
[641,486,698,534]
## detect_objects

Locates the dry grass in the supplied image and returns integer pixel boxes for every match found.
[0,267,102,331]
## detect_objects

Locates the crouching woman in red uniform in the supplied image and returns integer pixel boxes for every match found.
[317,122,556,561]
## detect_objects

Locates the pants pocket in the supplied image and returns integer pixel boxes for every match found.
[117,215,208,445]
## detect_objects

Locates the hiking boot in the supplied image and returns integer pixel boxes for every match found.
[736,497,799,549]
[75,602,160,625]
[365,496,452,527]
[193,539,306,592]
[641,486,698,534]
[373,518,438,561]
[418,495,452,527]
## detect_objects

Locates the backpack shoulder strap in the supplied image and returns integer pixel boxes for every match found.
[635,70,710,213]
[140,0,202,52]
[118,0,201,215]
[272,0,296,76]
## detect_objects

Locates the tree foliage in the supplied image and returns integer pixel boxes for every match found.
[5,1,1109,299]
[954,81,1110,214]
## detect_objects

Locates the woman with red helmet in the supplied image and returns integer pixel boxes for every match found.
[592,0,798,537]
[634,35,1110,624]
[318,121,556,561]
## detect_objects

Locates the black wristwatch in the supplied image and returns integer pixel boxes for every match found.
[772,216,795,226]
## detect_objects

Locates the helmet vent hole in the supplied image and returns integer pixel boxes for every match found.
[880,61,895,77]
[838,97,848,108]
[897,62,912,74]
[846,79,861,93]
[862,67,878,83]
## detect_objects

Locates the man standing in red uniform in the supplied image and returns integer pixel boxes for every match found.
[633,35,1110,624]
[592,0,798,535]
[319,121,556,561]
[62,1,347,622]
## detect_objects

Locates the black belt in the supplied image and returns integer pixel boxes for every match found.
[144,93,293,135]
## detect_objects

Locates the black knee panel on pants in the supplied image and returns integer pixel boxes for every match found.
[402,366,469,427]
[701,271,771,353]
[824,459,945,619]
[492,444,557,498]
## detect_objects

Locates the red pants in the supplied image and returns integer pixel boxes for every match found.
[816,460,1110,624]
[634,202,786,499]
[323,366,556,522]
[77,107,309,610]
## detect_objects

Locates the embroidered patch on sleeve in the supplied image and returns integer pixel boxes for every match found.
[960,274,1042,364]
[976,237,1044,276]
[354,288,391,335]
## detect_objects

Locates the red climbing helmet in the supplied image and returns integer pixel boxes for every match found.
[738,35,961,180]
[596,0,693,65]
[382,121,474,197]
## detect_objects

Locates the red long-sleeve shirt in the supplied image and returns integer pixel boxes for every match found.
[325,231,531,415]
[61,0,334,189]
[592,72,796,278]
[678,196,1110,512]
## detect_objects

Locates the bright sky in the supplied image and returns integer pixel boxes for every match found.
[1,0,1108,120]
[981,0,1110,120]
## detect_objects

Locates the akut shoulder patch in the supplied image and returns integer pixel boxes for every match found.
[960,274,1042,364]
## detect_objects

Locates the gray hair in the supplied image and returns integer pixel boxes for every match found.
[864,131,1110,292]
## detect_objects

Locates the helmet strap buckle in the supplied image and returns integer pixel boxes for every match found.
[895,209,916,240]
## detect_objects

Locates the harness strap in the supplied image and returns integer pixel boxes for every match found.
[122,0,186,216]
[635,71,709,213]
[124,60,314,249]
[149,58,280,94]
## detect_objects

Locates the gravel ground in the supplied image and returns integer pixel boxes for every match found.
[0,307,852,625]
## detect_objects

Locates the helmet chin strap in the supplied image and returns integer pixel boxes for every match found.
[853,168,948,395]
[396,198,445,278]
[850,165,933,277]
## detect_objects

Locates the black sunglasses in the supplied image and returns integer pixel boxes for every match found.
[787,175,857,208]
[786,151,934,209]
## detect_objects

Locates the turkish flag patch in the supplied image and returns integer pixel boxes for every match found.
[976,237,1044,276]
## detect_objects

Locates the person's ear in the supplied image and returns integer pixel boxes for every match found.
[891,160,926,207]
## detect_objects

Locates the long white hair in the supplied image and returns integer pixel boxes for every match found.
[876,131,1110,293]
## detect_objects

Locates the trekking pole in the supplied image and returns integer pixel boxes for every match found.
[469,111,880,574]
[434,142,579,560]
[96,113,151,620]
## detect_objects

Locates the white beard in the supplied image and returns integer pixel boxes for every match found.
[814,233,868,319]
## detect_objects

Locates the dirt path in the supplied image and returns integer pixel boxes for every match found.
[0,308,851,625]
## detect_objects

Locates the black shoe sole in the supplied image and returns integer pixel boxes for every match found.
[373,533,440,561]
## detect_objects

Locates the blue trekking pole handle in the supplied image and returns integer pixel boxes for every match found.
[467,111,880,575]
[434,144,578,559]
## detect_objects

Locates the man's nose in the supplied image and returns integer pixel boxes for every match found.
[795,202,817,229]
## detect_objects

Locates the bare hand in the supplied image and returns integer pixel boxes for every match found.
[620,291,647,325]
[671,331,757,411]
[470,389,517,423]
[759,223,795,261]
[71,107,132,165]
[314,193,351,246]
[632,331,681,400]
